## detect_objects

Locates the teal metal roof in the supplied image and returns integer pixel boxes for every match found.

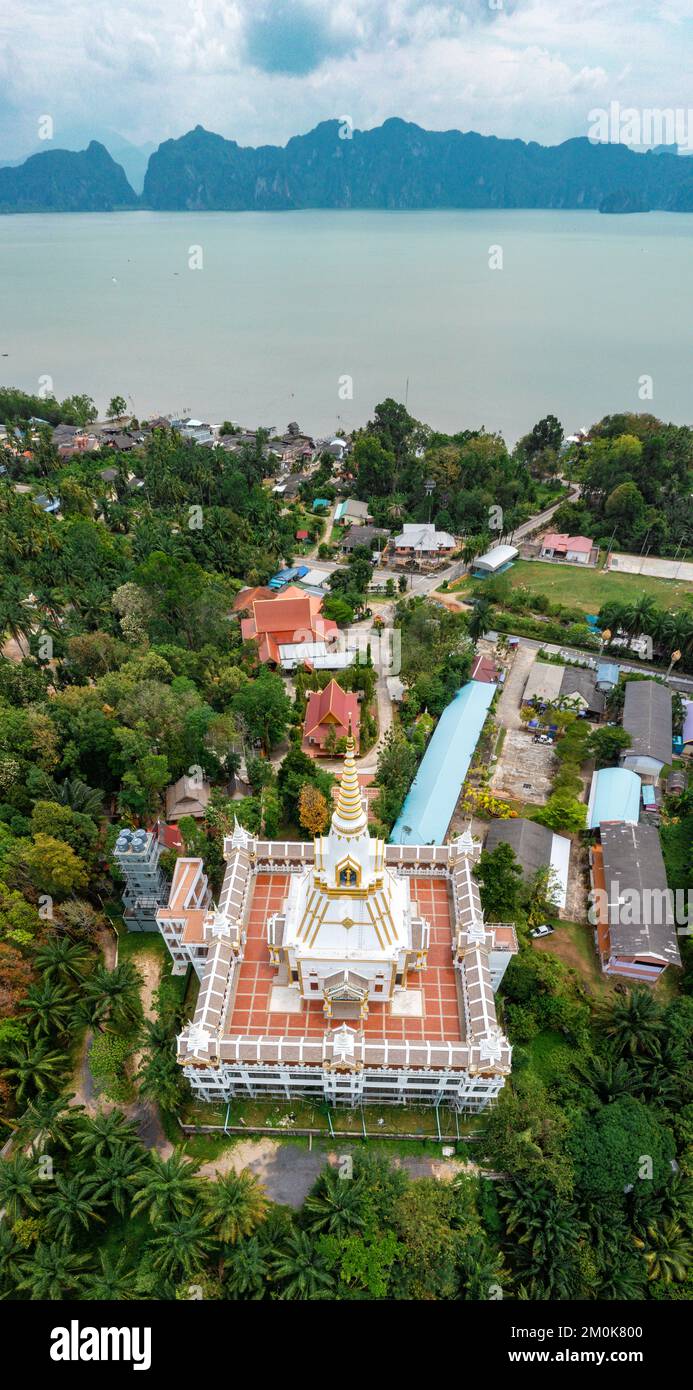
[390,680,496,845]
[587,766,641,830]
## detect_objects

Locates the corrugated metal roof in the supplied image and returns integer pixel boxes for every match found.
[587,766,642,829]
[391,681,496,845]
[622,680,672,767]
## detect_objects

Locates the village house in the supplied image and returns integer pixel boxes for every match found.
[326,437,349,463]
[590,821,681,983]
[302,679,360,756]
[523,662,605,719]
[165,774,212,822]
[170,418,214,445]
[539,531,595,565]
[470,652,499,685]
[271,422,315,467]
[52,422,100,457]
[391,522,456,566]
[341,524,389,555]
[620,680,672,784]
[485,818,571,911]
[335,498,372,527]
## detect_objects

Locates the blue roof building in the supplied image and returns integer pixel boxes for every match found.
[587,766,641,830]
[391,680,496,845]
[596,661,619,692]
[268,565,311,589]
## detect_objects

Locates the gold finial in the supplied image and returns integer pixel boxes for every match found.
[332,719,364,830]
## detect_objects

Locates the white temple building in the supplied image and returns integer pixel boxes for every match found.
[155,736,517,1111]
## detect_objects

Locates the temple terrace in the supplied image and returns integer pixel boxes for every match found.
[154,738,517,1111]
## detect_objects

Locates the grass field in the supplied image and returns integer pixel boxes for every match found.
[503,560,692,614]
[533,921,615,1000]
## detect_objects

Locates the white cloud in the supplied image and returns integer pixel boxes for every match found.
[1,0,692,159]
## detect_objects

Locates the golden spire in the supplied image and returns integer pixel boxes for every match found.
[331,721,367,835]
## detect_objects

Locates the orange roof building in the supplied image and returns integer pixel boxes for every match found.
[234,584,338,664]
[302,679,360,755]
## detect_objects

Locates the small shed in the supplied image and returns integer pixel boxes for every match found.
[472,544,518,577]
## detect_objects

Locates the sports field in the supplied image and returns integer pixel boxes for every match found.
[499,560,692,614]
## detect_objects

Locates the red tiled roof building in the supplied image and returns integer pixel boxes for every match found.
[234,584,338,664]
[302,679,360,755]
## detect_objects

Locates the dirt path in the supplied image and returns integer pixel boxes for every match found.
[130,951,163,1077]
[307,500,338,558]
[70,942,173,1155]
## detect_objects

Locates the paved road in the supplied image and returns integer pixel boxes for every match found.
[509,484,581,544]
[509,634,693,694]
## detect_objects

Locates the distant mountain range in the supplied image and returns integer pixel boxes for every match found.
[4,118,693,214]
[0,142,137,213]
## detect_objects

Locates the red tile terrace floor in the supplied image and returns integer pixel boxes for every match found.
[227,873,462,1043]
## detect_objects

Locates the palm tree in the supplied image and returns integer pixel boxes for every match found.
[598,599,628,636]
[3,1039,66,1102]
[137,1049,185,1113]
[79,961,143,1032]
[573,1052,634,1104]
[634,1219,692,1283]
[0,1221,24,1296]
[502,1184,584,1300]
[34,936,93,987]
[12,1091,83,1155]
[204,1169,268,1246]
[661,609,693,659]
[80,1247,136,1301]
[303,1167,367,1238]
[272,1228,334,1300]
[85,1145,145,1218]
[0,577,34,647]
[22,978,75,1039]
[599,988,664,1059]
[77,1108,139,1162]
[468,598,493,643]
[598,1254,647,1300]
[623,595,659,640]
[462,534,488,567]
[44,1173,105,1246]
[147,1207,216,1281]
[55,777,104,816]
[630,1175,693,1236]
[17,1242,90,1300]
[457,1234,508,1301]
[224,1235,271,1299]
[0,1152,42,1223]
[131,1152,201,1225]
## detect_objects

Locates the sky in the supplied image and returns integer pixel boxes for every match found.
[2,0,693,161]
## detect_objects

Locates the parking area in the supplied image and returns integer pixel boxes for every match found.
[490,727,555,805]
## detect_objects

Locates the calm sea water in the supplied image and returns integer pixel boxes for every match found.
[1,209,692,441]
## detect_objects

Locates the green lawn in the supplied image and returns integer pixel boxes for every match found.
[534,920,615,1000]
[179,1095,479,1142]
[504,560,692,614]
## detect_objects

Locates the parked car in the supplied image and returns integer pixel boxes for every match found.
[533,733,554,745]
[530,924,555,938]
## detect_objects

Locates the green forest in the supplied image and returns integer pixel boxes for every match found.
[0,390,691,1302]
